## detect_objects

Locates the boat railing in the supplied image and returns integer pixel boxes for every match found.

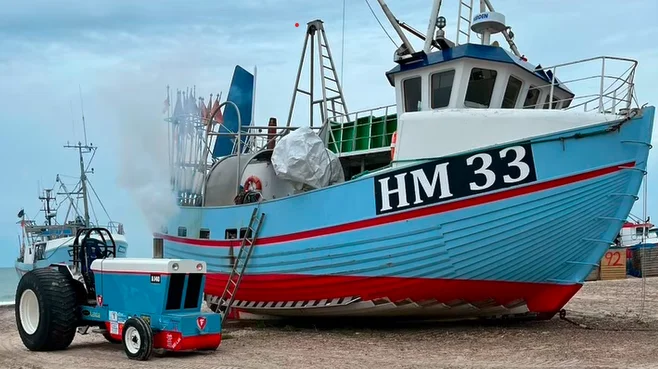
[325,104,398,157]
[526,56,638,114]
[106,221,125,235]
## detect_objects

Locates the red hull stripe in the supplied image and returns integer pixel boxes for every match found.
[157,161,633,248]
[205,273,582,314]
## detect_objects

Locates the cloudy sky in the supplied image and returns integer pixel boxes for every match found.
[0,0,657,267]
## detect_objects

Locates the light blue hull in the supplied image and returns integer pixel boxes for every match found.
[159,107,654,317]
[15,240,129,278]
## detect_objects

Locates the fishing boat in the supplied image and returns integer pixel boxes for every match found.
[155,0,654,320]
[615,217,658,247]
[15,141,129,277]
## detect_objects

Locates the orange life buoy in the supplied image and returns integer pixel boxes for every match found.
[390,131,397,160]
[243,175,263,192]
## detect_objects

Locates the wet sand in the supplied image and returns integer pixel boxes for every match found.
[1,277,658,369]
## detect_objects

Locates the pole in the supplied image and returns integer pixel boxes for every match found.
[78,144,91,227]
[375,0,415,53]
[423,0,443,53]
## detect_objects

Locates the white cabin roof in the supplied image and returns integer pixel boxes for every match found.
[90,258,206,274]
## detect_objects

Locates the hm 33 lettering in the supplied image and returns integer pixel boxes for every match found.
[374,143,537,215]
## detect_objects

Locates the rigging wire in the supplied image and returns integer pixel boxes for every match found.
[363,0,398,47]
[86,179,113,222]
[340,0,346,89]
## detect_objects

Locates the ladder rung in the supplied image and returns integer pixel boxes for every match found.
[460,16,470,22]
[326,87,339,94]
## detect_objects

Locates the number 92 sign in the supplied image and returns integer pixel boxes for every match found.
[374,142,538,214]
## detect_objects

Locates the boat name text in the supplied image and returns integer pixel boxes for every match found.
[374,143,537,215]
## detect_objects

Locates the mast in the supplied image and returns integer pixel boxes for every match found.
[38,189,56,226]
[63,141,95,227]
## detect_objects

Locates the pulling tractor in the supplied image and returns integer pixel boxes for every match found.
[14,227,222,360]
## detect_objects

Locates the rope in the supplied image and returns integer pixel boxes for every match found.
[640,170,648,319]
[363,0,398,47]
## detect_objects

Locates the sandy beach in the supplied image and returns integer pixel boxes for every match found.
[1,277,658,369]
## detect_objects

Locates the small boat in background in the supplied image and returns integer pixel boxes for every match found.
[15,140,129,277]
[155,0,654,321]
[615,217,658,247]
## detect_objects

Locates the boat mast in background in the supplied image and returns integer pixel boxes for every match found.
[62,141,95,227]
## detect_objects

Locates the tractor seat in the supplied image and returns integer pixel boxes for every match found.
[80,238,107,272]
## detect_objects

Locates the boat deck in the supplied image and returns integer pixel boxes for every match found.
[1,277,657,368]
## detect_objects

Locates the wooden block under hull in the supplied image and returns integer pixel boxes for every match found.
[599,247,627,280]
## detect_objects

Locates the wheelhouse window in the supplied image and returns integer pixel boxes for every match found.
[542,94,559,110]
[464,68,498,108]
[501,76,523,108]
[177,226,187,237]
[430,70,455,109]
[523,86,540,109]
[403,76,422,112]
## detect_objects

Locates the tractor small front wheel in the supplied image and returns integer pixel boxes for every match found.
[122,317,153,361]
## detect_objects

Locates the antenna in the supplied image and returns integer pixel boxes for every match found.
[79,85,88,146]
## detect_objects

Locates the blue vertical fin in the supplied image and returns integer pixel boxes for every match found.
[212,65,254,158]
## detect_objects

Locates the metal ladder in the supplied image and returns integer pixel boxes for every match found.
[215,207,265,321]
[286,19,349,129]
[455,0,474,45]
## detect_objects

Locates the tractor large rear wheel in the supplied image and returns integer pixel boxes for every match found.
[15,267,79,351]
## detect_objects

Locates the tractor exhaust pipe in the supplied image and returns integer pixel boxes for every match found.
[152,237,164,258]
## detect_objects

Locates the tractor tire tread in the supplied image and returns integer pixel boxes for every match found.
[15,268,79,351]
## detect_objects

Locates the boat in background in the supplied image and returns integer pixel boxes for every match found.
[615,216,658,247]
[15,141,129,277]
[155,0,654,321]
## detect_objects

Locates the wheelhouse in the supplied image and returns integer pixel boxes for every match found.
[386,43,574,113]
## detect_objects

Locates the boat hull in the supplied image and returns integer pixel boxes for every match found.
[15,234,129,278]
[160,107,654,319]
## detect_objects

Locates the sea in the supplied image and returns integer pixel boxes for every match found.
[0,267,18,306]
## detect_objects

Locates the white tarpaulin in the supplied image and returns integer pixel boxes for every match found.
[271,127,345,189]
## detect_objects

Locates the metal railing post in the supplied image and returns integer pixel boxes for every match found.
[548,67,556,110]
[599,57,606,113]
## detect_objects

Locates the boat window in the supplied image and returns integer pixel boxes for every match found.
[199,228,210,239]
[430,70,455,109]
[464,68,498,108]
[501,76,523,108]
[239,227,253,239]
[403,76,422,112]
[177,226,187,237]
[523,86,540,108]
[35,243,46,260]
[542,94,560,109]
[636,227,645,236]
[225,229,237,239]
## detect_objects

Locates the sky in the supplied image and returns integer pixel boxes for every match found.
[0,0,657,267]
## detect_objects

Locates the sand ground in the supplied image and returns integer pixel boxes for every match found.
[1,277,658,369]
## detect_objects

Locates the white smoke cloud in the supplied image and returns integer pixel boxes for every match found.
[95,64,181,233]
